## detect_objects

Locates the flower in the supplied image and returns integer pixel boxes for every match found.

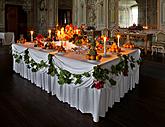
[36,34,44,41]
[92,80,104,89]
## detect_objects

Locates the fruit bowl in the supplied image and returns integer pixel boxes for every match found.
[123,42,135,49]
[109,43,121,53]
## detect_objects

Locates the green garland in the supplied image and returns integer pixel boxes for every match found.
[13,53,22,63]
[13,49,48,72]
[93,66,116,86]
[13,48,142,88]
[47,54,90,85]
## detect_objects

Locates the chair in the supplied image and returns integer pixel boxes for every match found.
[0,32,5,46]
[151,31,165,56]
[4,32,15,45]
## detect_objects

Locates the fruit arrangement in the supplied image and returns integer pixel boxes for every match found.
[109,42,121,53]
[96,40,103,50]
[123,42,135,48]
[86,49,102,61]
[17,38,26,44]
[86,39,102,61]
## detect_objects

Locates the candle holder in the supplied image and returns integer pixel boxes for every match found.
[103,36,110,58]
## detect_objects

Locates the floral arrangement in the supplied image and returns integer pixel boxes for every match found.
[65,24,79,39]
[56,24,86,46]
[95,36,109,50]
[34,34,45,47]
[56,24,81,41]
[34,34,55,48]
[36,34,44,41]
[17,34,26,44]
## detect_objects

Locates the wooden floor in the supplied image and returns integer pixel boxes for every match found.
[0,46,165,127]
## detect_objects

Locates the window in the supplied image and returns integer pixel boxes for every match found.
[119,0,138,28]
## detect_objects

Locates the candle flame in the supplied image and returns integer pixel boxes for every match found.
[30,31,34,35]
[117,34,120,38]
[48,29,51,33]
[143,26,148,29]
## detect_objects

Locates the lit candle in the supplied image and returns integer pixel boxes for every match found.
[57,30,60,40]
[143,26,148,29]
[57,30,60,36]
[104,36,107,56]
[48,29,51,38]
[117,34,120,47]
[76,29,79,34]
[30,31,34,42]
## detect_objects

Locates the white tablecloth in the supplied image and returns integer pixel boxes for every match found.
[12,43,140,122]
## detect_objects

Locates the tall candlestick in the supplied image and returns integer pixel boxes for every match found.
[104,36,107,56]
[48,29,51,38]
[117,34,120,47]
[30,31,34,42]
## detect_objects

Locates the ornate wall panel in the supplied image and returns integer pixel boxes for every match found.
[86,0,97,26]
[0,0,5,31]
[37,0,58,34]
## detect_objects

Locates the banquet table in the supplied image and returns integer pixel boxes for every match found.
[12,42,140,122]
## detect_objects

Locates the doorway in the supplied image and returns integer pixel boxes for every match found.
[58,9,72,27]
[5,4,27,41]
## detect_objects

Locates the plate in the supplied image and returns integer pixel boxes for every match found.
[56,52,65,55]
[34,47,41,50]
[87,60,100,64]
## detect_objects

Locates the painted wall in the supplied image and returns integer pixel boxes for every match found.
[160,0,165,30]
[0,0,5,31]
[0,0,163,32]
